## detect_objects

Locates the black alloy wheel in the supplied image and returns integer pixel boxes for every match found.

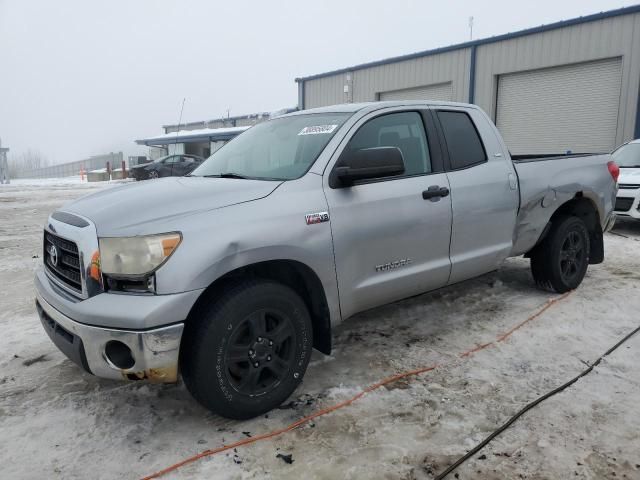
[530,215,590,293]
[181,279,313,419]
[225,308,296,396]
[559,230,586,284]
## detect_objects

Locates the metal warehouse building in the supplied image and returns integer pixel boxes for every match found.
[296,5,640,155]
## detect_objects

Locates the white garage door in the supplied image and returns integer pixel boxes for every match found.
[496,58,622,155]
[379,82,453,102]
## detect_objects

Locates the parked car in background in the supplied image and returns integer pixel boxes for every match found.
[36,101,617,419]
[130,154,204,180]
[612,139,640,219]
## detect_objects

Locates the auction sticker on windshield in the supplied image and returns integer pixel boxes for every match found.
[298,125,338,135]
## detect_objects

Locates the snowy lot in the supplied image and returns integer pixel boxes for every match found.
[1,182,639,480]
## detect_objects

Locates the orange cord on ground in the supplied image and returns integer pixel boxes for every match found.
[496,291,572,342]
[141,290,573,480]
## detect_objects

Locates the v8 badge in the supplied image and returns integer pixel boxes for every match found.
[305,211,329,225]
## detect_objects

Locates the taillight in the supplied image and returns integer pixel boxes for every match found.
[607,161,619,182]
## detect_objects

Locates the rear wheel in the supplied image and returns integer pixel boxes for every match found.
[181,280,313,419]
[530,215,590,293]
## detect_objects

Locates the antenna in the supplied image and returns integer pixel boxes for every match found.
[468,16,474,41]
[172,97,186,155]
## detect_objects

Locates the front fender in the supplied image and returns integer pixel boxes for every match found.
[153,175,341,326]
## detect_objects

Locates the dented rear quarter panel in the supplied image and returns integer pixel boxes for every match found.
[511,154,617,256]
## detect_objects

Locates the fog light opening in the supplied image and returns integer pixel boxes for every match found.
[105,341,135,370]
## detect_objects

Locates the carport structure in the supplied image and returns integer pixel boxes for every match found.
[135,126,249,159]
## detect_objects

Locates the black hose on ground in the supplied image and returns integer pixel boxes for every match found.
[435,324,640,480]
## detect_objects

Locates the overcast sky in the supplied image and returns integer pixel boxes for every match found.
[0,0,631,164]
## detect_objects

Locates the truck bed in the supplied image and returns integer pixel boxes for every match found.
[512,153,600,162]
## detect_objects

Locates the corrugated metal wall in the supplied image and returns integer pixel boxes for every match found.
[378,82,453,101]
[300,10,640,147]
[304,74,349,109]
[353,48,470,104]
[303,49,469,108]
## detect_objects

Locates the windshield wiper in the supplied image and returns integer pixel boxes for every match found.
[203,173,248,179]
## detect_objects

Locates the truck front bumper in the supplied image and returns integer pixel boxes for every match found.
[34,268,200,383]
[36,290,184,383]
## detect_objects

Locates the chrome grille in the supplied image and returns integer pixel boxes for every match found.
[44,231,83,294]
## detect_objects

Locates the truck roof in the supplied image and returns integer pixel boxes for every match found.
[282,100,478,117]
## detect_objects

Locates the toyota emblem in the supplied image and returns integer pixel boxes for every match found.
[49,244,59,267]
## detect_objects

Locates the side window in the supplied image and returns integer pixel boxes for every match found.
[436,111,487,169]
[345,112,431,176]
[165,156,179,164]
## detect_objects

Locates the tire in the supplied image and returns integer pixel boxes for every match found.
[181,279,313,419]
[530,215,590,293]
[148,170,159,179]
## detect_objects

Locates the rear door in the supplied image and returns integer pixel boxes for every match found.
[173,156,196,176]
[152,156,177,177]
[163,155,180,176]
[431,107,519,284]
[323,109,452,319]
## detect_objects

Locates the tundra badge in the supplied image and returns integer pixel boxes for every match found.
[375,258,412,272]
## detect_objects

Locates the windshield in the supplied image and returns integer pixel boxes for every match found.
[612,143,640,168]
[153,155,171,164]
[191,113,351,180]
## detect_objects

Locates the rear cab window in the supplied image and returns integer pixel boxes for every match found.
[436,110,487,170]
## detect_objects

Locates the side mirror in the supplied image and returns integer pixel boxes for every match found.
[331,146,405,188]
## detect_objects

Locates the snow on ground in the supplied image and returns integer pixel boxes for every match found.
[3,176,90,186]
[3,176,133,187]
[1,184,639,480]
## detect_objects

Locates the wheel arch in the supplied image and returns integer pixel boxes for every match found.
[185,259,332,355]
[530,193,604,264]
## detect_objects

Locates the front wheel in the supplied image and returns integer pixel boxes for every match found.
[181,280,313,419]
[530,215,590,293]
[147,170,159,180]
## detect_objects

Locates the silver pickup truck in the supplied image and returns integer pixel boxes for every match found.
[35,101,618,419]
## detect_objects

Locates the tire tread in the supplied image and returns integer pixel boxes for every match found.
[530,215,590,293]
[181,278,312,419]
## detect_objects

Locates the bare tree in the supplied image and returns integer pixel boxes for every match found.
[8,149,50,175]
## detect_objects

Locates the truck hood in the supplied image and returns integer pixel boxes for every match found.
[618,167,640,185]
[63,176,282,235]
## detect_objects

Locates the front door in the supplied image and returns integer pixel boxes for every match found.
[323,110,453,319]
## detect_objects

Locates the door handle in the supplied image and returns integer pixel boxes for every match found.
[422,185,450,200]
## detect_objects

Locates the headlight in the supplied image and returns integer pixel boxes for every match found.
[99,232,182,277]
